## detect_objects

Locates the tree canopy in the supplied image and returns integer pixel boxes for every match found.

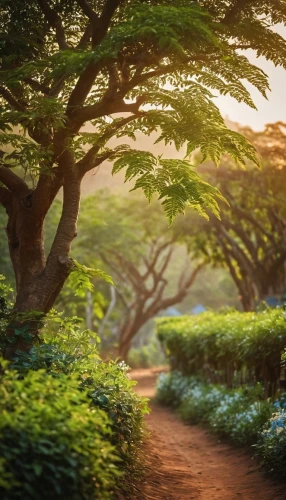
[182,122,286,311]
[1,0,286,357]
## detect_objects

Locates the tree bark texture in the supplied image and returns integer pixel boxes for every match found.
[1,154,81,359]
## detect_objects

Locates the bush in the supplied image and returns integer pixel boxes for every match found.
[209,396,272,444]
[0,307,149,499]
[255,396,286,477]
[9,314,148,471]
[81,360,148,473]
[156,371,274,445]
[157,309,286,397]
[156,371,193,408]
[0,276,13,354]
[156,309,286,474]
[179,384,228,425]
[0,368,119,500]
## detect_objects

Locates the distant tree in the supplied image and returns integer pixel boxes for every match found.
[184,123,286,311]
[74,194,203,359]
[1,0,286,357]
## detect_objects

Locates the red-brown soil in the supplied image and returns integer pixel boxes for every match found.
[131,368,284,500]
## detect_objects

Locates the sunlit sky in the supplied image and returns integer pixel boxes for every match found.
[217,25,286,131]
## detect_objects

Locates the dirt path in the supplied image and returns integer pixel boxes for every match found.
[131,368,284,500]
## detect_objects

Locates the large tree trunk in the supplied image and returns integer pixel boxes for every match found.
[3,154,81,359]
[4,207,70,358]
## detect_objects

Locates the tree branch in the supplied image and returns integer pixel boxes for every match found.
[217,233,250,302]
[0,86,26,111]
[22,78,50,96]
[67,0,121,116]
[215,223,257,285]
[115,287,130,311]
[76,112,145,173]
[268,250,286,279]
[36,0,70,50]
[76,150,115,176]
[219,215,258,261]
[145,262,204,318]
[179,262,205,291]
[76,22,92,49]
[142,240,173,280]
[66,62,103,118]
[99,252,134,301]
[72,95,146,131]
[230,204,275,243]
[0,164,29,195]
[223,0,251,24]
[93,0,122,47]
[111,250,146,293]
[75,0,99,47]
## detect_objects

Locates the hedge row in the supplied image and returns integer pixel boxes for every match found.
[0,304,148,499]
[157,309,286,397]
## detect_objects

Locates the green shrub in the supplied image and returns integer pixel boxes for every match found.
[178,384,227,424]
[255,397,286,477]
[157,309,286,396]
[156,371,274,445]
[0,276,13,355]
[8,314,149,471]
[0,368,119,500]
[208,394,272,444]
[0,308,149,498]
[156,370,192,407]
[81,360,148,473]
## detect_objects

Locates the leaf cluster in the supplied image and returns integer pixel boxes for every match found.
[1,0,285,222]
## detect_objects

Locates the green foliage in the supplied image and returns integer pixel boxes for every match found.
[156,371,273,445]
[255,396,286,477]
[68,193,205,348]
[157,309,286,395]
[113,152,227,223]
[69,261,114,297]
[184,122,286,311]
[0,291,149,499]
[1,304,150,492]
[0,369,119,500]
[0,275,13,353]
[81,360,149,470]
[2,0,286,227]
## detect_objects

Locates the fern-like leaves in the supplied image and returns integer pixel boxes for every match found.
[113,152,226,223]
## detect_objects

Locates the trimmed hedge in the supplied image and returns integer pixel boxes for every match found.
[157,309,286,397]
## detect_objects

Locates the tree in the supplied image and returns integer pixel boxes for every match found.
[184,123,286,311]
[1,0,286,357]
[75,193,203,359]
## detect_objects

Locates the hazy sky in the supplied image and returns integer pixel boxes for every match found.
[216,26,286,131]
